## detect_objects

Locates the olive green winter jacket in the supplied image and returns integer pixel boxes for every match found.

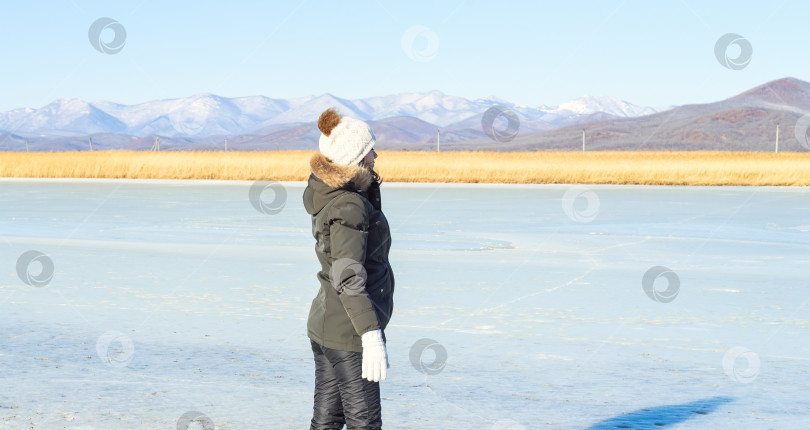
[302,152,395,352]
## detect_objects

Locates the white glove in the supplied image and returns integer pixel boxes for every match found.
[361,329,389,382]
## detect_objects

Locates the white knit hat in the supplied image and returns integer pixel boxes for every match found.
[318,115,376,166]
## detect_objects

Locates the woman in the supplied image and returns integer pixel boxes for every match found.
[302,108,395,429]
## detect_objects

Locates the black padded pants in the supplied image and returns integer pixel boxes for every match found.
[310,339,382,429]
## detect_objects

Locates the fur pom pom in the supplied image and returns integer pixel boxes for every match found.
[318,108,342,137]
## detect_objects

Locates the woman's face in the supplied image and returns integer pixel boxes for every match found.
[362,148,377,170]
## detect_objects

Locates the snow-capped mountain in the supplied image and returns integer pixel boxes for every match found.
[0,91,669,138]
[357,91,502,126]
[2,99,128,135]
[552,95,657,117]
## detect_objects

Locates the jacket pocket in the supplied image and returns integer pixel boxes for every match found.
[365,220,386,259]
[368,266,394,329]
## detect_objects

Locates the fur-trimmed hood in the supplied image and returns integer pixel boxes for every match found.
[309,151,373,191]
[303,152,376,215]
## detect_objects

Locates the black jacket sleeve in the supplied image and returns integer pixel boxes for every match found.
[327,193,380,336]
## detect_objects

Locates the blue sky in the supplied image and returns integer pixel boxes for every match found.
[0,0,805,112]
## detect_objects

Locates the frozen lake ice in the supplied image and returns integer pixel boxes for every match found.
[1,178,809,429]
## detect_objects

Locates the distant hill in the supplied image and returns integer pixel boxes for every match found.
[442,77,810,152]
[0,90,667,152]
[3,79,809,152]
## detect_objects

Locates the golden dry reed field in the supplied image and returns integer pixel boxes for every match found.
[1,150,809,186]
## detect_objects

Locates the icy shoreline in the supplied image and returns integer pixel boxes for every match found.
[1,180,808,429]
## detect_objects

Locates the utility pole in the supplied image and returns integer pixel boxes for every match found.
[89,136,94,151]
[25,139,29,152]
[582,129,586,152]
[224,136,228,152]
[775,123,780,153]
[437,129,440,152]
